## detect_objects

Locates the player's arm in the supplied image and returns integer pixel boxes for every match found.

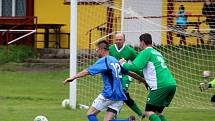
[128,71,149,90]
[120,50,150,72]
[63,69,89,85]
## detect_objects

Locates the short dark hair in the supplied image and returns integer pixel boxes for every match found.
[96,40,109,50]
[179,5,184,10]
[139,33,152,45]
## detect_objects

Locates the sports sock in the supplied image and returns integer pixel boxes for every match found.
[87,114,98,121]
[149,114,161,121]
[130,102,143,116]
[159,115,168,121]
[124,91,143,116]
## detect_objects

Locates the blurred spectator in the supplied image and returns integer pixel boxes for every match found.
[202,0,215,45]
[175,5,188,45]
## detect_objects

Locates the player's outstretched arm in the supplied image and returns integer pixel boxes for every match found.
[63,69,89,85]
[128,71,149,90]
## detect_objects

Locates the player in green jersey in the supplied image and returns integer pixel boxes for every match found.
[109,33,144,118]
[120,33,176,121]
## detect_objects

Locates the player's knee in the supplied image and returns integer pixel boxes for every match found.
[211,95,215,106]
[156,112,162,116]
[145,111,154,117]
[107,107,117,116]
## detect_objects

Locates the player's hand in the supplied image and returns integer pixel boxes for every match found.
[119,58,126,65]
[63,77,74,85]
[199,81,209,91]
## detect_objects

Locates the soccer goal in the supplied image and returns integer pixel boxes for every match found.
[69,0,215,111]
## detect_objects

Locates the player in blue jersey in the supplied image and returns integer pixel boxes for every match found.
[64,40,146,121]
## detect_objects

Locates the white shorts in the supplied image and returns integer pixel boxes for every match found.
[92,94,124,114]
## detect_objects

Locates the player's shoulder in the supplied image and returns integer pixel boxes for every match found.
[105,55,118,62]
[124,44,133,48]
[109,44,115,49]
[95,56,117,65]
[141,47,153,53]
[107,55,117,60]
[137,47,153,57]
[124,44,136,51]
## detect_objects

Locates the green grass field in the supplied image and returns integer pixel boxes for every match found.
[0,63,214,121]
[1,46,215,121]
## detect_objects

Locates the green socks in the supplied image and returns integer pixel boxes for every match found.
[159,115,168,121]
[149,114,161,121]
[131,103,143,116]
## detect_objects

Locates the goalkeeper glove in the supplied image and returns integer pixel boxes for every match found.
[199,81,209,92]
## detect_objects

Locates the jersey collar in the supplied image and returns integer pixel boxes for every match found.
[114,44,125,52]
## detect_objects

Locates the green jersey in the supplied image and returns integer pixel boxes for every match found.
[122,47,176,90]
[109,44,137,61]
[109,44,138,90]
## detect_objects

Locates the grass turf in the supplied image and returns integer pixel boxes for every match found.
[0,68,214,121]
[1,45,215,121]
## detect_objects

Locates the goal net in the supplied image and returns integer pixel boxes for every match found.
[72,0,215,113]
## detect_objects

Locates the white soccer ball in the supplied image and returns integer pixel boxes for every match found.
[34,115,48,121]
[61,99,70,108]
[202,70,211,78]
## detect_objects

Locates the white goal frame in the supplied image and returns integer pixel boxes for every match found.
[69,0,77,109]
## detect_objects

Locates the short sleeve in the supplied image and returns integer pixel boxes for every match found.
[87,57,107,75]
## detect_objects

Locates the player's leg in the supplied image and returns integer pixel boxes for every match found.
[104,108,117,121]
[87,107,100,121]
[145,85,176,121]
[157,85,176,121]
[211,95,215,107]
[88,94,111,121]
[123,90,144,117]
[145,104,161,121]
[105,101,124,121]
[155,107,167,121]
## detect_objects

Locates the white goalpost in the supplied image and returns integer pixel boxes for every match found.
[69,0,215,112]
[69,0,77,109]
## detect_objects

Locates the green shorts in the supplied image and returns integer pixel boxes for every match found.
[146,85,176,107]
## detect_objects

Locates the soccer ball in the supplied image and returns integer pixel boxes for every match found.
[34,115,48,121]
[202,70,211,78]
[61,99,70,108]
